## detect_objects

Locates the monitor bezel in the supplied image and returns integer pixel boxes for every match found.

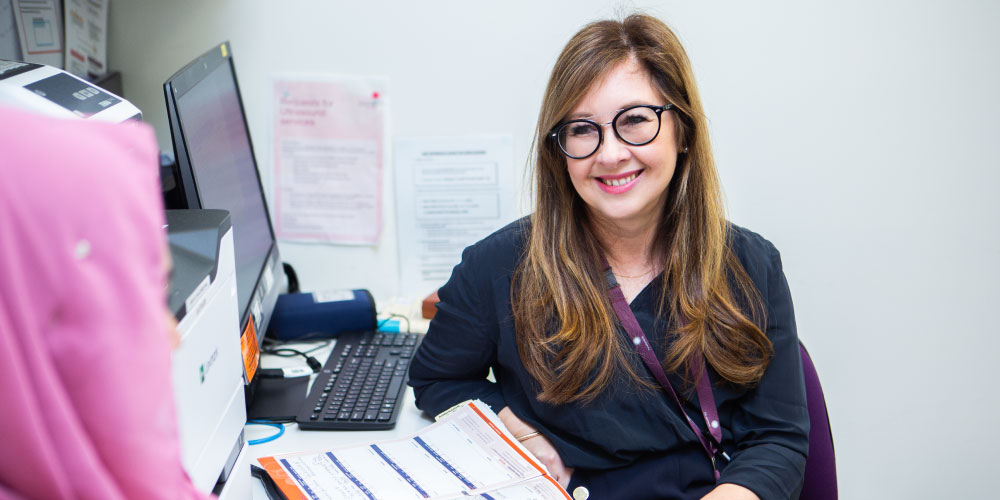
[162,42,284,359]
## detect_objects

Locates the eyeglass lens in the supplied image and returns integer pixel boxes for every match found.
[557,106,661,158]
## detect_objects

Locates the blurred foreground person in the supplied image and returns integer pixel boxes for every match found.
[0,106,211,500]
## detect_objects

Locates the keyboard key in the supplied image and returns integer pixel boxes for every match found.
[387,375,403,396]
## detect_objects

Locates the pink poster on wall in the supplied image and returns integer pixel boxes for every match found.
[272,76,387,244]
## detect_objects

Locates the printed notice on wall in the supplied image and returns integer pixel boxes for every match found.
[272,76,387,245]
[12,0,62,67]
[63,0,108,80]
[394,136,516,299]
[1,0,24,60]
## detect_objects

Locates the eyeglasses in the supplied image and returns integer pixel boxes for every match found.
[548,104,673,159]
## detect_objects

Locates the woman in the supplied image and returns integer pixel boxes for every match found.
[409,14,808,500]
[0,106,210,499]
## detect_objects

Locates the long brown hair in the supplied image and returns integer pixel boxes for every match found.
[512,14,773,405]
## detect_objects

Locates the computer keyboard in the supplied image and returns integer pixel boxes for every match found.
[296,330,422,430]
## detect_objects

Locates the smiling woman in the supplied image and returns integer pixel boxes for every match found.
[408,13,809,500]
[561,58,680,250]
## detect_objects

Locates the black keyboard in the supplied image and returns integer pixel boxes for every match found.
[296,330,422,430]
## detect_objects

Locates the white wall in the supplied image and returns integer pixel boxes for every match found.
[109,1,1000,498]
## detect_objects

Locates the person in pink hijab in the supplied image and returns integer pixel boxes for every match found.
[0,106,212,499]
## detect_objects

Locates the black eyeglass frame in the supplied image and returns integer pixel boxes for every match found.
[548,104,674,160]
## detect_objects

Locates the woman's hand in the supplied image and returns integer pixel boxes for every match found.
[700,483,760,500]
[498,407,574,488]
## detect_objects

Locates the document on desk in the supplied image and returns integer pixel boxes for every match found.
[272,76,387,245]
[258,401,571,500]
[394,136,516,299]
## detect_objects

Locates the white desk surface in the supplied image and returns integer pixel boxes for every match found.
[247,334,436,499]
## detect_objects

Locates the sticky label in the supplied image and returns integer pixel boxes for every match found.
[313,289,354,303]
[240,319,259,382]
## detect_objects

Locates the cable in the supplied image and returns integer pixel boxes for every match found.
[262,336,332,352]
[282,262,300,294]
[377,313,411,333]
[246,421,285,445]
[300,339,333,354]
[251,464,285,500]
[260,346,322,372]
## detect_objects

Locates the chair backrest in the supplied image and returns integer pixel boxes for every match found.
[799,342,838,500]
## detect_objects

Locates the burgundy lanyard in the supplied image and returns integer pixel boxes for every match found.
[601,258,729,480]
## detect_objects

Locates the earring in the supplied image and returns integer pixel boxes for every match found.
[682,147,689,154]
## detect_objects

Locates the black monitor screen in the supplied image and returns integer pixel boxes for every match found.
[174,60,272,322]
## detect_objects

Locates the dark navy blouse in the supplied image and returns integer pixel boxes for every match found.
[408,218,809,500]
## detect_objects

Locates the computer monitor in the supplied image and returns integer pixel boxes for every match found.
[162,42,285,396]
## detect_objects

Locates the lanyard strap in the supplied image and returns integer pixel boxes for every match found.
[601,259,725,480]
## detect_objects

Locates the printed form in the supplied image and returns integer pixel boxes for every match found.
[394,136,516,299]
[259,402,570,500]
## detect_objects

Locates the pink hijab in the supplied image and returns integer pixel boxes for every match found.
[0,107,210,499]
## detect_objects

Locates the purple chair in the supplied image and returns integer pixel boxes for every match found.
[799,343,838,499]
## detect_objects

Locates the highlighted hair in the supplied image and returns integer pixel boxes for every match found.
[513,14,772,404]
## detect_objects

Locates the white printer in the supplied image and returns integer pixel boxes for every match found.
[0,59,141,121]
[166,209,251,499]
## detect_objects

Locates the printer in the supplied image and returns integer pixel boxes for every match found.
[0,59,141,121]
[166,209,251,499]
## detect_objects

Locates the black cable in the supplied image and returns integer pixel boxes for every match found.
[260,346,322,372]
[252,464,288,500]
[299,339,333,354]
[281,262,299,294]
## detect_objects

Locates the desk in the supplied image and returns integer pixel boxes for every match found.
[247,337,436,499]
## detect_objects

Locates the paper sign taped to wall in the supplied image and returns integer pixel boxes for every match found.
[394,135,516,299]
[12,0,62,68]
[272,76,387,245]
